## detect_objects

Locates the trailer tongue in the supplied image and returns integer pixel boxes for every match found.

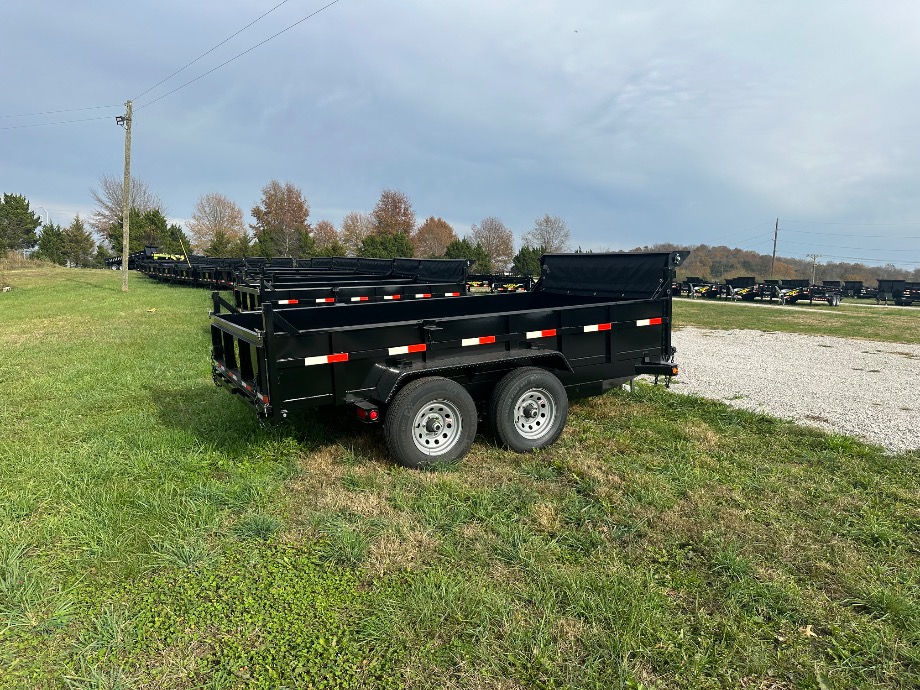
[211,251,686,467]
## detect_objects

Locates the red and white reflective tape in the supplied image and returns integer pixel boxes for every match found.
[414,293,432,298]
[260,394,270,404]
[462,335,496,346]
[383,294,401,300]
[444,292,461,297]
[350,296,369,302]
[387,343,427,356]
[277,299,299,305]
[526,329,556,339]
[304,352,349,366]
[636,317,663,327]
[583,323,612,332]
[315,297,335,303]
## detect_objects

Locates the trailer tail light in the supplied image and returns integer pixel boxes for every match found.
[355,402,380,422]
[350,296,369,302]
[526,329,556,339]
[415,293,432,298]
[277,299,299,305]
[388,343,427,356]
[583,323,612,332]
[315,298,335,303]
[304,352,349,366]
[383,294,401,300]
[636,317,663,327]
[462,335,496,346]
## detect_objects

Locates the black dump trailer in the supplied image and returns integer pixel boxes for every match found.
[876,279,920,306]
[232,259,470,311]
[210,251,686,467]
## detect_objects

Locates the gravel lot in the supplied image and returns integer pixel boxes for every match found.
[669,327,920,454]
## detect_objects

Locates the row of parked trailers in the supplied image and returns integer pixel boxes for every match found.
[128,248,535,298]
[675,276,920,306]
[132,247,687,467]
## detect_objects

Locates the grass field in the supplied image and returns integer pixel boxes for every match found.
[674,297,920,344]
[1,265,918,689]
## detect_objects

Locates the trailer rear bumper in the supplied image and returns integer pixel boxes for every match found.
[634,361,679,377]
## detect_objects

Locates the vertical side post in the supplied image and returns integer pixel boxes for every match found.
[120,100,133,292]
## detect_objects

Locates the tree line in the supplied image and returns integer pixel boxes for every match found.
[184,181,572,274]
[641,242,920,284]
[1,179,573,275]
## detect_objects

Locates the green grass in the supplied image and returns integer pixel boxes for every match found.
[1,265,918,689]
[674,297,920,343]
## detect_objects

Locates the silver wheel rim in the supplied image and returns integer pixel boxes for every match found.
[513,388,556,440]
[412,398,462,456]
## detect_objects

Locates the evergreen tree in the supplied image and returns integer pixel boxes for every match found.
[511,245,544,276]
[445,238,492,273]
[61,215,95,267]
[359,231,414,258]
[0,193,41,253]
[34,222,67,265]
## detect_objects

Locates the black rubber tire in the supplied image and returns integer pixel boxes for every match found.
[384,376,477,469]
[488,367,568,453]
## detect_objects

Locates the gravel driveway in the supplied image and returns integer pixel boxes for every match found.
[669,327,920,454]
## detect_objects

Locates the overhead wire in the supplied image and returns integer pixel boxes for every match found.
[0,115,114,131]
[133,0,294,101]
[137,0,344,110]
[783,219,920,227]
[781,239,920,252]
[0,104,121,120]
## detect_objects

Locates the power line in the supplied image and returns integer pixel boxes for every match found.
[785,252,920,266]
[781,239,920,252]
[0,104,121,120]
[702,220,773,245]
[784,219,920,227]
[137,0,344,110]
[133,0,294,101]
[0,115,113,131]
[790,229,920,239]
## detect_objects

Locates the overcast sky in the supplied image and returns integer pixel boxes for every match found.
[3,0,920,268]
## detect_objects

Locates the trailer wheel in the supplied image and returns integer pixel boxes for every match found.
[384,377,477,469]
[489,367,568,452]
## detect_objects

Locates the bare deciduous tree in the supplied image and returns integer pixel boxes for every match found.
[89,174,164,234]
[372,189,416,236]
[340,212,374,256]
[250,180,311,257]
[523,214,570,253]
[469,217,514,272]
[188,193,244,252]
[413,216,456,258]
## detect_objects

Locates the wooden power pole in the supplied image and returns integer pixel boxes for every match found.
[770,218,778,279]
[807,253,820,285]
[118,100,133,292]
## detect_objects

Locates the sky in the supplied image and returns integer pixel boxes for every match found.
[3,0,920,269]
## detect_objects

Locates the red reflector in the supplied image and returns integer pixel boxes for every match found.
[369,409,379,420]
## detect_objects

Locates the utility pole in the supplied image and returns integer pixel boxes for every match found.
[117,100,133,292]
[807,253,820,285]
[770,218,778,279]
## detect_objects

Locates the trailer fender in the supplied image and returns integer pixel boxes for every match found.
[364,351,573,405]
